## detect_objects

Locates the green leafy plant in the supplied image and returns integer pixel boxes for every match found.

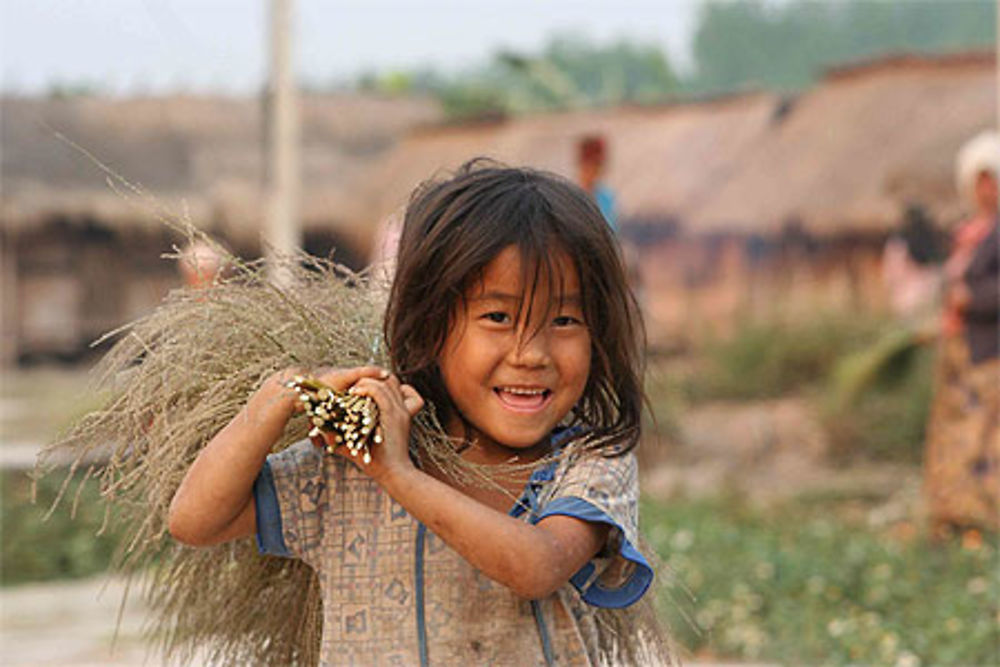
[1,469,124,585]
[822,333,934,462]
[643,497,999,665]
[684,313,885,401]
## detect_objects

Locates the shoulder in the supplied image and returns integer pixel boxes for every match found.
[543,446,639,539]
[552,446,637,496]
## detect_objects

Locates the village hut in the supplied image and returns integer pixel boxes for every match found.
[0,93,441,364]
[4,51,990,362]
[363,50,995,345]
[671,51,997,335]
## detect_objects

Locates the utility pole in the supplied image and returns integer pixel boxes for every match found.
[264,0,301,285]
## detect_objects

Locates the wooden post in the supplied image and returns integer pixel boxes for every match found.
[264,0,301,285]
[0,230,19,366]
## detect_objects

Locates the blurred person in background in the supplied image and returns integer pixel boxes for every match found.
[880,204,945,329]
[577,134,646,312]
[369,210,405,288]
[178,240,225,289]
[577,134,618,232]
[923,130,999,538]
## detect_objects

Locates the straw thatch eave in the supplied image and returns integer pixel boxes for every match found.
[686,50,995,236]
[364,91,782,227]
[1,93,443,251]
[362,50,993,241]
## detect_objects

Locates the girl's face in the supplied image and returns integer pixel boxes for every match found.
[438,245,591,454]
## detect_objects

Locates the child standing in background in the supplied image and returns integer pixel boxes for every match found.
[168,160,670,665]
[577,134,619,232]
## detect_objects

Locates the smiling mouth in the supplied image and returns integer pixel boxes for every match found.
[494,386,552,411]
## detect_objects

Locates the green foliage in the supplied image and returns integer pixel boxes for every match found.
[644,497,999,665]
[351,33,681,120]
[47,81,103,99]
[530,34,679,108]
[679,314,934,463]
[685,314,885,401]
[1,469,123,585]
[823,332,935,462]
[341,1,994,115]
[691,0,996,94]
[338,1,994,116]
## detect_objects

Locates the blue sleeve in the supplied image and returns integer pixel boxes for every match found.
[253,460,291,557]
[536,496,653,608]
[595,185,618,232]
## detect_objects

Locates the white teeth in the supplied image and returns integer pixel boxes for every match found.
[501,387,545,396]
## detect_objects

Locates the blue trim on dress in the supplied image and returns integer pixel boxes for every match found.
[415,522,429,667]
[537,496,653,609]
[531,599,556,666]
[253,461,291,557]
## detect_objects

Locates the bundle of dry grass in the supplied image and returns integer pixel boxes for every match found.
[37,241,390,664]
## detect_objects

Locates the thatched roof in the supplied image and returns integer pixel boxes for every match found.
[366,94,780,231]
[688,51,996,235]
[4,51,992,247]
[366,50,995,238]
[1,93,442,250]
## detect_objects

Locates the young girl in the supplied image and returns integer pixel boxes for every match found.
[168,160,667,665]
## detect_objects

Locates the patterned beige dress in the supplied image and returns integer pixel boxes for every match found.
[254,430,654,666]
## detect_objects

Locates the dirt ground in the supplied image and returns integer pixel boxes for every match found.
[0,574,774,666]
[0,575,207,666]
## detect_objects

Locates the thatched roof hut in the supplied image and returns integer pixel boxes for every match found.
[1,93,441,364]
[365,93,781,237]
[365,50,995,239]
[1,93,442,256]
[689,51,996,236]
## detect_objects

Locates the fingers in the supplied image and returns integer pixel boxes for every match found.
[350,375,423,419]
[289,368,422,458]
[400,384,425,417]
[314,366,390,392]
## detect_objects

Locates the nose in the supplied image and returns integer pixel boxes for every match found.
[507,328,551,368]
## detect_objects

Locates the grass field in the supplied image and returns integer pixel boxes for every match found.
[644,496,999,666]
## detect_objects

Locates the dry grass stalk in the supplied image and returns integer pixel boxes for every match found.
[35,236,563,664]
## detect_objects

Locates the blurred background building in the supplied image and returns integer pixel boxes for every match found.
[1,48,993,362]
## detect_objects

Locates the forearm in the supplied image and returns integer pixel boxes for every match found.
[379,467,601,599]
[169,376,294,545]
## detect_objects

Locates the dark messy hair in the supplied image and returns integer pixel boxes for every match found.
[385,158,645,455]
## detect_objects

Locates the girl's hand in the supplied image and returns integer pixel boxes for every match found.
[267,365,387,413]
[324,371,424,483]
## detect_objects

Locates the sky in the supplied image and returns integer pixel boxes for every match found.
[1,1,702,95]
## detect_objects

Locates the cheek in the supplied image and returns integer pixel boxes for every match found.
[567,339,593,393]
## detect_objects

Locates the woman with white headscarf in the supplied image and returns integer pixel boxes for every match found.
[923,130,999,537]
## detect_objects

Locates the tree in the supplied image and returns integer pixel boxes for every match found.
[690,0,995,95]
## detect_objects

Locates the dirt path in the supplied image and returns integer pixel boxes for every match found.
[0,575,771,666]
[0,576,175,666]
